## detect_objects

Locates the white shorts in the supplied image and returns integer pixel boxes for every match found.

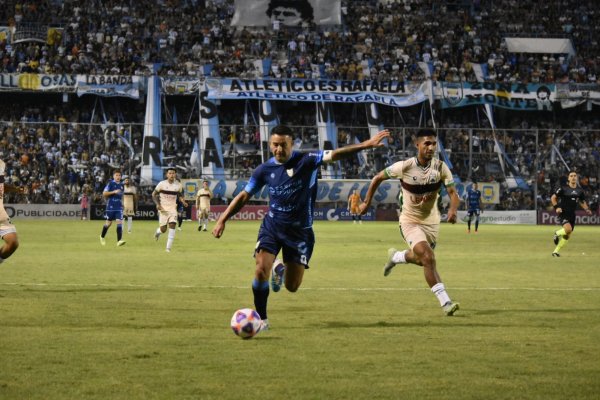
[400,222,439,249]
[197,206,210,218]
[158,210,178,226]
[0,219,17,238]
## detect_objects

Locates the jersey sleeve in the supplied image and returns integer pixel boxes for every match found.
[306,150,325,167]
[441,161,455,186]
[384,161,404,179]
[103,181,113,192]
[244,165,266,196]
[553,186,563,197]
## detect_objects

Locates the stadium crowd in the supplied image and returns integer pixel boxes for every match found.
[0,0,599,83]
[2,96,599,212]
[1,1,599,211]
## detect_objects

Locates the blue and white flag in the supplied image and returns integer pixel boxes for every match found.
[418,61,434,78]
[199,85,225,179]
[471,63,489,83]
[190,138,200,173]
[259,100,279,162]
[316,101,340,178]
[253,58,272,77]
[141,74,163,185]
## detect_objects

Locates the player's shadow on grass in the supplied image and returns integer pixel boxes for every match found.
[320,320,474,329]
[473,308,599,316]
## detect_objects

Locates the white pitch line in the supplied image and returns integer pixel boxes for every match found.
[0,282,599,291]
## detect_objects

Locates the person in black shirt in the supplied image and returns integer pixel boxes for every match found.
[550,171,592,257]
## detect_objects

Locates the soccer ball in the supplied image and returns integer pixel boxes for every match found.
[230,308,262,339]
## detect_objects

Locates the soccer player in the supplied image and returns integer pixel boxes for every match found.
[212,125,390,331]
[359,129,461,316]
[348,189,362,224]
[123,176,138,233]
[176,196,185,231]
[0,159,22,264]
[550,171,592,257]
[153,168,187,252]
[79,191,89,220]
[195,180,212,232]
[100,170,126,246]
[465,182,483,233]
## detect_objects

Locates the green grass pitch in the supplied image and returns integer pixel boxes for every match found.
[1,220,599,399]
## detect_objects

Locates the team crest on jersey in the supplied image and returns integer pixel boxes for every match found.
[286,168,294,177]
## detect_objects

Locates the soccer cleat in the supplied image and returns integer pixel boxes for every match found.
[383,248,398,277]
[165,248,171,253]
[257,319,270,333]
[154,231,160,241]
[443,301,460,316]
[202,226,207,231]
[100,236,106,246]
[271,259,285,292]
[177,227,182,231]
[127,230,131,234]
[198,226,201,231]
[117,240,126,247]
[552,252,560,257]
[467,230,471,234]
[553,232,559,245]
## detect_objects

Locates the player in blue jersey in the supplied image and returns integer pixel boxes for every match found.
[212,125,389,332]
[176,183,186,231]
[465,182,483,233]
[99,169,126,246]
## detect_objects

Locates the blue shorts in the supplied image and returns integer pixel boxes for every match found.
[254,218,315,268]
[104,210,124,221]
[467,209,480,217]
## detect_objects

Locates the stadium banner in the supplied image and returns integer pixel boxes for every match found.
[313,207,375,221]
[0,73,76,92]
[208,205,268,221]
[91,204,160,221]
[206,178,400,203]
[3,204,83,219]
[439,82,556,110]
[204,78,428,108]
[556,83,600,108]
[161,77,200,95]
[538,210,600,226]
[76,75,141,99]
[456,210,536,225]
[231,0,341,27]
[181,179,202,201]
[204,205,375,222]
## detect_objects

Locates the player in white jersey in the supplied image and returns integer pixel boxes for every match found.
[0,159,23,264]
[152,168,187,252]
[122,177,138,233]
[359,129,461,316]
[195,180,212,231]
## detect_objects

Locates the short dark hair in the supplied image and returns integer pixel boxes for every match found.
[266,0,314,22]
[271,124,294,139]
[416,129,437,138]
[166,167,177,173]
[113,169,122,174]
